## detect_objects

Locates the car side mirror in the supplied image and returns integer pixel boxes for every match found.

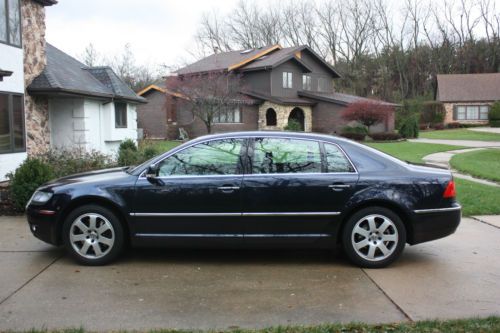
[146,164,159,180]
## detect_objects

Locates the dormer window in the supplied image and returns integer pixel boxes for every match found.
[282,72,293,89]
[0,0,22,47]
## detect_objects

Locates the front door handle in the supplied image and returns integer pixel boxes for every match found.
[217,186,240,193]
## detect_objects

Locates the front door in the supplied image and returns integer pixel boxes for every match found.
[241,137,358,245]
[132,138,246,245]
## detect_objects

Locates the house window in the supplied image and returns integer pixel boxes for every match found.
[265,108,277,126]
[0,92,25,154]
[302,75,312,90]
[115,102,127,128]
[214,106,241,123]
[455,105,489,121]
[0,0,22,47]
[282,72,293,89]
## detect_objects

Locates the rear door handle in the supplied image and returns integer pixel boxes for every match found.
[217,186,240,192]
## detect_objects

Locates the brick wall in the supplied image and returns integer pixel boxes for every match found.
[137,90,168,139]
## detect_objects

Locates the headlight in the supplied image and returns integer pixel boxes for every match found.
[28,191,53,205]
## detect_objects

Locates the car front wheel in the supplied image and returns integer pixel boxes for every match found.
[62,204,124,265]
[342,206,406,268]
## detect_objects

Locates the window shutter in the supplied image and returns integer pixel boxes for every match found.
[453,105,457,120]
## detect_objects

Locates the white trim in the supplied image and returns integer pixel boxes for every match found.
[413,206,461,214]
[130,211,341,217]
[135,233,330,238]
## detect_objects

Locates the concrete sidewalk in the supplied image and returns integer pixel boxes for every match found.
[409,138,500,147]
[0,215,499,331]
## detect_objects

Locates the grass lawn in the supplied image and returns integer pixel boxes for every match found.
[450,149,500,183]
[365,141,465,163]
[455,178,500,216]
[14,317,500,333]
[420,128,500,141]
[141,140,182,154]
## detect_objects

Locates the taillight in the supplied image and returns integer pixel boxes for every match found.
[443,180,456,199]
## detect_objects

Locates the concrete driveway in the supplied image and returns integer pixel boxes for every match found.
[0,215,499,331]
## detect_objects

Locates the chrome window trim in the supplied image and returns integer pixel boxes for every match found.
[138,135,358,179]
[130,211,341,217]
[135,233,330,238]
[413,206,462,214]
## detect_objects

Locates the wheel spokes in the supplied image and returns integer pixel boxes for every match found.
[70,213,115,259]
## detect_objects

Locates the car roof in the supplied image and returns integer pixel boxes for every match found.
[186,131,349,145]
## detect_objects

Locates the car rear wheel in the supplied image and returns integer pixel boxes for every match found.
[342,206,406,268]
[62,204,124,265]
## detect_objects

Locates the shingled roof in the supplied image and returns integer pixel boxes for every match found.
[298,90,399,107]
[436,73,500,102]
[32,0,57,6]
[175,45,340,77]
[28,44,146,103]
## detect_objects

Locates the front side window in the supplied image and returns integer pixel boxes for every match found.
[282,72,293,89]
[214,107,241,123]
[0,92,25,154]
[0,0,21,46]
[302,75,312,90]
[324,143,355,173]
[115,102,127,128]
[157,139,244,177]
[455,105,489,121]
[252,138,322,174]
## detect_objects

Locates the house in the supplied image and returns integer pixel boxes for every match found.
[137,45,395,139]
[27,44,146,155]
[0,0,57,181]
[436,73,499,125]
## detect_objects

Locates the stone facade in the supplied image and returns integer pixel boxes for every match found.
[443,102,491,125]
[258,101,312,132]
[22,0,50,155]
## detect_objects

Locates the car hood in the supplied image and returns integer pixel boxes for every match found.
[41,167,131,190]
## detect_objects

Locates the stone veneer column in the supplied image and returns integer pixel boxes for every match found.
[22,0,50,156]
[258,101,312,132]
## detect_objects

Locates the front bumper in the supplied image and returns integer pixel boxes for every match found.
[26,206,61,246]
[409,204,461,245]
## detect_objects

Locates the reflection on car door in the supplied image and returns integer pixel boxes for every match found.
[132,138,246,246]
[241,137,359,245]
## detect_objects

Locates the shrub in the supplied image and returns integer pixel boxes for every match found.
[419,124,429,131]
[7,158,54,211]
[342,101,393,132]
[397,99,423,129]
[370,132,402,141]
[284,119,302,131]
[118,139,140,166]
[432,123,445,130]
[420,101,445,125]
[447,122,461,129]
[489,101,500,126]
[399,114,419,138]
[341,125,368,135]
[41,148,113,178]
[340,132,365,141]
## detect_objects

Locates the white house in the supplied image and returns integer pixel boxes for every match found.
[27,44,146,157]
[1,0,58,181]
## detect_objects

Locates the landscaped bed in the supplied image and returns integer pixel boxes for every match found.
[450,149,500,183]
[420,128,500,141]
[11,316,500,333]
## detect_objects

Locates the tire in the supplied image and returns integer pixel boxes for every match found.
[62,204,125,265]
[342,206,406,268]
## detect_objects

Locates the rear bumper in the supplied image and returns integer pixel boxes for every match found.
[409,204,461,245]
[26,207,61,246]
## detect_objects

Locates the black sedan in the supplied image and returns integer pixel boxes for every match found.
[26,131,461,268]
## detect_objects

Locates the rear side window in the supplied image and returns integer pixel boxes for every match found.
[157,138,244,176]
[252,138,322,174]
[324,143,355,173]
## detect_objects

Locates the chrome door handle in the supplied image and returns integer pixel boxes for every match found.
[217,186,240,191]
[328,184,351,189]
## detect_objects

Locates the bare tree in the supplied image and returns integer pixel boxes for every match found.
[80,43,102,67]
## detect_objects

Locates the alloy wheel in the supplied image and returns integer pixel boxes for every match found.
[69,213,115,259]
[351,214,399,262]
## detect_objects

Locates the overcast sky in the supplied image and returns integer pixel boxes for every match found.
[45,0,249,69]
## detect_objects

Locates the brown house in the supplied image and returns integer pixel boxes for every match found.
[137,45,396,139]
[436,73,499,125]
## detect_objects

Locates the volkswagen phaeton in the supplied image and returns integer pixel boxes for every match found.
[26,131,461,268]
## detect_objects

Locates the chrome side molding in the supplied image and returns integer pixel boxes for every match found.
[413,206,462,214]
[130,211,341,217]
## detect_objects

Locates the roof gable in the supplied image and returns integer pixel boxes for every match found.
[437,73,500,102]
[28,44,145,103]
